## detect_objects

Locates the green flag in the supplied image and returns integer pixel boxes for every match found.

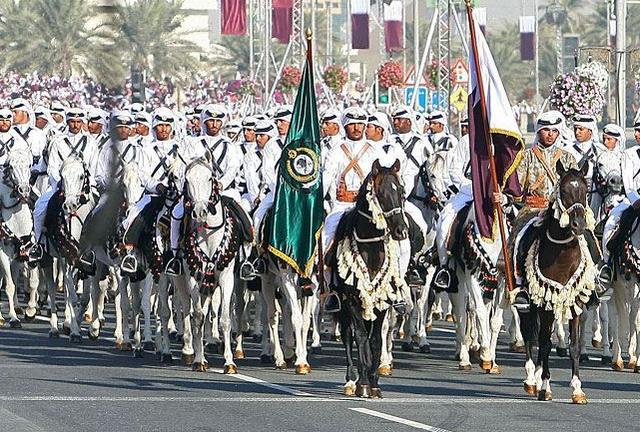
[267,39,324,277]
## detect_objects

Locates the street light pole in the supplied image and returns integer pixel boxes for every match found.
[616,0,626,126]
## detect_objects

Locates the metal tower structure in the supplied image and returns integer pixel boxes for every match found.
[436,0,451,113]
[292,0,305,66]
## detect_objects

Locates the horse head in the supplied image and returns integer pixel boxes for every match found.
[121,161,145,211]
[4,148,32,202]
[184,157,220,224]
[554,160,590,237]
[59,156,89,216]
[366,159,408,241]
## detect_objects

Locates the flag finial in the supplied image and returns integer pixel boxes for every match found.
[305,29,312,40]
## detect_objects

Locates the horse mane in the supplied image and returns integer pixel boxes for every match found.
[6,147,31,166]
[60,154,85,173]
[185,156,215,179]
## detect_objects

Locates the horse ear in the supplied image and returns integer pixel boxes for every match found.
[371,159,381,176]
[556,160,566,178]
[578,159,589,178]
[391,158,401,173]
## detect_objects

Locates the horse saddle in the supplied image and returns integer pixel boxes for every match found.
[446,202,473,257]
[221,196,253,243]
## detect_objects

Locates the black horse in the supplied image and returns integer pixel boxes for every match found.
[328,159,408,398]
[517,160,595,404]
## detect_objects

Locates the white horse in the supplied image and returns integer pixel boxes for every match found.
[0,148,39,328]
[171,158,241,373]
[40,156,96,341]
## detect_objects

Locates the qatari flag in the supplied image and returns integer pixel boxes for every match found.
[221,0,247,35]
[351,0,369,49]
[519,16,535,61]
[468,16,523,241]
[273,0,293,44]
[383,0,403,53]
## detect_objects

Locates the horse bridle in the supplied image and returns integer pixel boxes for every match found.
[355,178,404,243]
[183,166,223,232]
[1,164,30,210]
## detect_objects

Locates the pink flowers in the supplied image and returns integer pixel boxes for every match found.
[549,62,607,119]
[279,66,302,94]
[322,64,348,94]
[377,60,404,89]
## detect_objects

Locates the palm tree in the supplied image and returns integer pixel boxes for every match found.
[0,0,124,86]
[113,0,201,85]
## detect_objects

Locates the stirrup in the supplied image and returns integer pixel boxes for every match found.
[28,243,44,263]
[324,291,341,313]
[392,299,407,315]
[240,260,259,281]
[80,250,95,267]
[121,254,138,274]
[433,267,451,291]
[513,290,531,313]
[405,269,425,287]
[165,257,183,276]
[597,263,613,287]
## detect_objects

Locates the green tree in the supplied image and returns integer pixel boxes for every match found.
[113,0,200,85]
[0,0,123,86]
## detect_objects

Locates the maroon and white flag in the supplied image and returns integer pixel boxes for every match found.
[351,0,369,49]
[468,16,523,241]
[272,0,293,44]
[474,7,487,36]
[221,0,247,35]
[383,0,403,53]
[519,16,536,61]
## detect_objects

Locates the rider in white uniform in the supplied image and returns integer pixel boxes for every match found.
[10,98,47,174]
[0,109,31,165]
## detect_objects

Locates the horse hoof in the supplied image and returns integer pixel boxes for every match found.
[122,342,133,352]
[572,393,588,404]
[192,362,207,372]
[579,354,590,364]
[601,356,612,365]
[49,329,60,339]
[509,342,526,353]
[356,384,371,398]
[591,339,603,349]
[401,342,413,352]
[331,335,341,342]
[524,383,537,396]
[445,314,455,323]
[275,362,287,370]
[260,354,273,365]
[133,348,144,358]
[419,344,431,354]
[115,340,124,350]
[433,312,442,321]
[556,347,568,357]
[479,360,492,371]
[83,313,91,324]
[234,350,245,360]
[24,310,37,322]
[344,384,356,396]
[0,318,5,327]
[63,326,71,336]
[182,353,195,366]
[9,320,22,329]
[168,331,178,342]
[295,364,311,375]
[488,364,501,375]
[310,346,322,355]
[143,341,155,351]
[70,334,82,344]
[88,332,99,341]
[411,335,420,344]
[370,388,383,399]
[252,334,262,343]
[224,364,238,374]
[537,390,552,401]
[378,365,392,376]
[627,360,637,370]
[459,364,472,371]
[612,360,624,371]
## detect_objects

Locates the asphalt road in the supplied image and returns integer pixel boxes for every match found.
[1,297,639,432]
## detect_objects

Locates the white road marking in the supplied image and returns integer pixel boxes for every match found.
[350,407,452,432]
[211,368,315,397]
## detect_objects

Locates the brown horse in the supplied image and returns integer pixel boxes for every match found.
[329,160,408,398]
[517,160,596,404]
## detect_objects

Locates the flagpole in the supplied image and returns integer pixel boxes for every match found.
[465,0,515,293]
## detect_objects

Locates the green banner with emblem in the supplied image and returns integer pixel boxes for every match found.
[267,40,324,277]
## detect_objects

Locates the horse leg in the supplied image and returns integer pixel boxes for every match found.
[280,296,295,362]
[508,305,525,351]
[468,277,492,370]
[339,306,357,396]
[219,266,237,373]
[309,289,322,352]
[488,287,504,373]
[450,289,471,369]
[131,280,144,356]
[156,278,173,362]
[233,278,247,359]
[119,275,132,350]
[369,310,387,398]
[206,285,222,347]
[141,274,155,348]
[0,249,20,326]
[592,305,603,349]
[280,270,310,373]
[628,283,640,369]
[348,301,372,398]
[537,311,554,401]
[173,275,194,365]
[42,266,59,337]
[65,269,82,341]
[578,309,589,362]
[554,320,568,357]
[519,305,539,395]
[25,265,39,320]
[262,273,285,368]
[253,290,264,339]
[601,300,612,363]
[190,289,207,372]
[569,316,587,403]
[88,274,102,340]
[114,287,124,348]
[416,283,431,353]
[611,280,629,368]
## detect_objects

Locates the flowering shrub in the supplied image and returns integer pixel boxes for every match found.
[279,65,302,93]
[226,78,257,98]
[354,80,366,93]
[377,60,403,89]
[322,64,348,94]
[549,62,607,118]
